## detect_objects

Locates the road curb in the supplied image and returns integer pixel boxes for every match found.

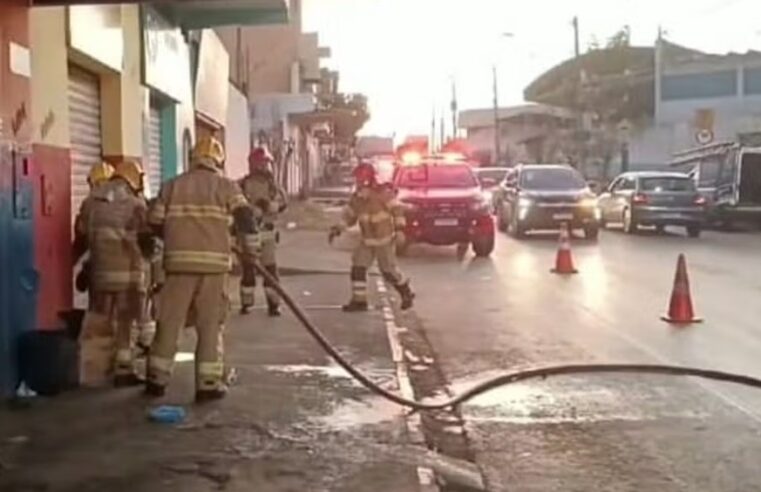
[376,278,441,492]
[377,278,488,492]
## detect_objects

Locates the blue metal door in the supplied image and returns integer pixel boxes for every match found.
[0,145,38,397]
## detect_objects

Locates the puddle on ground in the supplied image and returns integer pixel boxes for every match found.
[262,363,356,380]
[307,396,401,432]
[443,371,708,424]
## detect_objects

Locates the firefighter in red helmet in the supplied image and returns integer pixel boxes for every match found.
[329,161,414,311]
[238,147,288,316]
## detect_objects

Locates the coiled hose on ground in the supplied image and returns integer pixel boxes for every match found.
[253,263,761,412]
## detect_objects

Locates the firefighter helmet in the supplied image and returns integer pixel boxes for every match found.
[353,162,376,188]
[87,162,115,187]
[193,135,226,169]
[114,160,145,193]
[248,147,273,173]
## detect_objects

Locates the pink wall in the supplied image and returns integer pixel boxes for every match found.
[32,144,72,329]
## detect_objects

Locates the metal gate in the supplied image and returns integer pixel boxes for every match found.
[68,66,102,221]
[145,106,162,198]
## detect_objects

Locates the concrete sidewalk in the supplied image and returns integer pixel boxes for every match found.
[0,259,425,490]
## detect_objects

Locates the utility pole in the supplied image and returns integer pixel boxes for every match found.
[572,16,580,57]
[440,113,445,149]
[450,78,458,140]
[571,16,582,170]
[431,107,436,152]
[492,65,500,166]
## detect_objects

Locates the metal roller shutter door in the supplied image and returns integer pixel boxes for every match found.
[68,67,102,221]
[146,106,162,198]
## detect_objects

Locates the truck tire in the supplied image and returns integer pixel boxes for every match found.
[472,236,495,257]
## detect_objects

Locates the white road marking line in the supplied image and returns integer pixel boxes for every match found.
[377,278,440,492]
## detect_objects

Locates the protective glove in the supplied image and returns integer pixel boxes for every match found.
[328,225,343,245]
[75,261,91,293]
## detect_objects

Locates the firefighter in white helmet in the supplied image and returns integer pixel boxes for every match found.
[146,135,260,401]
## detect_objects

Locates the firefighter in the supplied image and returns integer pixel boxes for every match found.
[80,160,153,386]
[73,162,115,294]
[238,147,287,317]
[330,162,415,312]
[146,135,260,401]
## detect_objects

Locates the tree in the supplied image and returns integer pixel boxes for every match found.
[606,26,631,49]
[588,35,601,52]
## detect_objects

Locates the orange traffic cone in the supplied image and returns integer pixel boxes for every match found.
[551,223,578,274]
[661,254,702,324]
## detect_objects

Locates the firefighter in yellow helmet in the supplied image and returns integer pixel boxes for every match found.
[238,147,288,316]
[73,162,115,294]
[146,135,260,401]
[78,159,154,386]
[329,162,415,312]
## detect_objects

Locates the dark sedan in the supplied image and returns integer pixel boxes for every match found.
[495,164,601,239]
[598,172,707,237]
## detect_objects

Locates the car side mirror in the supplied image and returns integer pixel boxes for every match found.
[587,181,600,194]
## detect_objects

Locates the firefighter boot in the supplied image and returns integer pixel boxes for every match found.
[196,386,229,403]
[144,381,166,397]
[342,300,369,312]
[343,267,369,312]
[397,282,415,311]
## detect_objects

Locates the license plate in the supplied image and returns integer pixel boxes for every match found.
[434,218,459,227]
[552,213,573,220]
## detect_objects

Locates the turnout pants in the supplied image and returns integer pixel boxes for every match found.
[88,289,142,377]
[349,242,408,303]
[240,238,279,309]
[148,273,228,392]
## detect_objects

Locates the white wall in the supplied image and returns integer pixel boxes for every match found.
[225,84,251,180]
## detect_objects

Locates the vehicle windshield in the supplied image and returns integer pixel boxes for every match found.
[397,165,478,188]
[475,169,507,186]
[641,177,695,192]
[520,168,586,190]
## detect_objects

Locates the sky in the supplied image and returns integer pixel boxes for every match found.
[303,0,761,139]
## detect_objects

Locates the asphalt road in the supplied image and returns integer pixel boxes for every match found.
[399,225,761,491]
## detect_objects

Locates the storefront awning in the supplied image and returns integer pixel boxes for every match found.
[155,0,290,29]
[30,1,290,29]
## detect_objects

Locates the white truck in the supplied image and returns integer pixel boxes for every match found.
[670,140,761,227]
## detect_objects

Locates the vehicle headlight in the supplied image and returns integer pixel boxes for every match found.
[401,200,420,211]
[482,190,493,203]
[470,196,490,212]
[579,197,598,208]
[518,197,534,209]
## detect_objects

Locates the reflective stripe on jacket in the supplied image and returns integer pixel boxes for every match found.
[343,186,405,246]
[149,165,250,274]
[84,180,148,292]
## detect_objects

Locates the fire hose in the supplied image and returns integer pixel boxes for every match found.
[252,263,761,412]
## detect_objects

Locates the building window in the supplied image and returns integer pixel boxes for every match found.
[743,67,761,95]
[661,70,737,101]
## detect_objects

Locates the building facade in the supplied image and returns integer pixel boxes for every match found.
[0,0,290,397]
[459,104,574,166]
